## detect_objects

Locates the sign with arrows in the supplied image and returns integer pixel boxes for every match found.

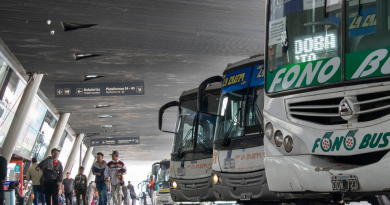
[90,137,140,147]
[55,82,144,98]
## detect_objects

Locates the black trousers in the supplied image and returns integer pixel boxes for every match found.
[43,181,59,205]
[0,181,4,205]
[75,190,86,205]
[65,192,73,205]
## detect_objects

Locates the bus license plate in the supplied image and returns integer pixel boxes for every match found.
[177,167,186,176]
[224,158,235,169]
[331,175,359,191]
[240,193,251,200]
[190,195,200,201]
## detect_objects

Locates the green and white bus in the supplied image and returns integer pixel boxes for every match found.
[264,0,390,203]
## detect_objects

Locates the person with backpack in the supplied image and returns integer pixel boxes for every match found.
[26,157,45,205]
[147,176,155,205]
[91,152,108,205]
[36,148,64,205]
[106,151,127,205]
[73,167,88,205]
[126,181,136,205]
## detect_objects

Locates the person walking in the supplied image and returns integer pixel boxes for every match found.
[74,167,87,205]
[62,172,74,205]
[0,156,7,205]
[142,192,146,205]
[121,184,128,205]
[105,151,126,205]
[91,152,108,205]
[126,182,136,205]
[107,183,112,205]
[87,182,95,205]
[26,157,45,205]
[147,176,155,205]
[36,148,64,205]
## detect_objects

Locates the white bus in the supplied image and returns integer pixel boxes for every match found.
[158,83,221,203]
[264,0,390,203]
[152,159,175,205]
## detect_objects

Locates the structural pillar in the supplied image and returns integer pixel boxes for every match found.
[0,74,44,162]
[88,168,95,182]
[82,147,93,173]
[44,113,71,159]
[63,133,84,178]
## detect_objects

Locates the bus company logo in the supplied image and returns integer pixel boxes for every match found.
[312,130,358,153]
[222,72,246,87]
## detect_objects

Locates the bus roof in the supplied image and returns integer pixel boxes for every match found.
[179,82,221,102]
[223,54,264,75]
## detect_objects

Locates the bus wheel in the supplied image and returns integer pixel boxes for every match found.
[378,195,390,205]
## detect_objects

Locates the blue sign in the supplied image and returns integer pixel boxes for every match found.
[349,8,376,38]
[14,166,20,172]
[221,65,265,94]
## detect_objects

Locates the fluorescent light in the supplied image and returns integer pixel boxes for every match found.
[95,105,109,108]
[101,125,113,128]
[99,115,112,118]
[86,75,98,78]
[107,137,113,138]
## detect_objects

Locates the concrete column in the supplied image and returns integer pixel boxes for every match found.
[0,74,44,162]
[63,134,84,178]
[82,147,93,174]
[88,168,95,182]
[44,113,71,158]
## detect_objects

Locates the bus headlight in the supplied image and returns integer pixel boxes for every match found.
[213,174,219,184]
[172,181,177,189]
[155,195,158,199]
[284,135,293,153]
[265,122,274,140]
[274,130,283,147]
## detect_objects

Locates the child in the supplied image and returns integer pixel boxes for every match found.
[74,166,88,205]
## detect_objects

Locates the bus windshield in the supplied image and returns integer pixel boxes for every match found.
[171,99,197,153]
[156,162,170,188]
[215,86,261,141]
[267,0,341,72]
[196,93,219,151]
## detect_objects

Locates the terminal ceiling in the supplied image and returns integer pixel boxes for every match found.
[0,0,265,165]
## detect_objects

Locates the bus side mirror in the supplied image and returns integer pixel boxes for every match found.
[197,76,223,112]
[158,101,180,133]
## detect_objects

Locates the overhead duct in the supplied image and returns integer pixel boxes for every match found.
[61,22,97,31]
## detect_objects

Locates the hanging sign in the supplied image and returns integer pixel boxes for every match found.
[55,82,144,98]
[90,137,140,146]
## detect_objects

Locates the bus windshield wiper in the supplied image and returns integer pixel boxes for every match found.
[196,136,213,154]
[221,108,241,147]
[252,101,264,135]
[177,128,193,157]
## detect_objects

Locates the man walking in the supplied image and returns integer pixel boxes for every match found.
[74,167,88,205]
[26,157,45,205]
[91,152,108,205]
[121,184,128,205]
[0,156,7,205]
[106,151,126,205]
[62,172,74,205]
[147,176,155,205]
[36,148,64,205]
[87,182,95,205]
[126,182,136,205]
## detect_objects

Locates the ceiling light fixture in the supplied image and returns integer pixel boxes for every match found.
[61,22,97,31]
[101,125,113,128]
[107,137,113,138]
[47,20,51,25]
[99,115,113,118]
[84,74,103,81]
[94,105,109,108]
[74,53,101,60]
[104,130,110,133]
[50,30,55,35]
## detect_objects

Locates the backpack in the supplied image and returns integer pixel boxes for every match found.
[153,183,159,191]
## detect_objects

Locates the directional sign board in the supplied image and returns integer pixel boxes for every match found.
[90,137,140,147]
[55,82,144,98]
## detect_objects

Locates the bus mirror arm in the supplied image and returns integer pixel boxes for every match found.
[158,101,180,133]
[197,75,223,112]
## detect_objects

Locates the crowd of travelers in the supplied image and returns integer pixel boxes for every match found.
[1,149,143,205]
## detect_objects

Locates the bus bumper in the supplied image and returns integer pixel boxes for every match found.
[169,176,215,202]
[265,153,390,194]
[211,169,284,201]
[156,192,174,205]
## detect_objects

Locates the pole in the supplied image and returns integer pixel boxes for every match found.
[44,113,71,158]
[63,133,84,178]
[0,74,44,161]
